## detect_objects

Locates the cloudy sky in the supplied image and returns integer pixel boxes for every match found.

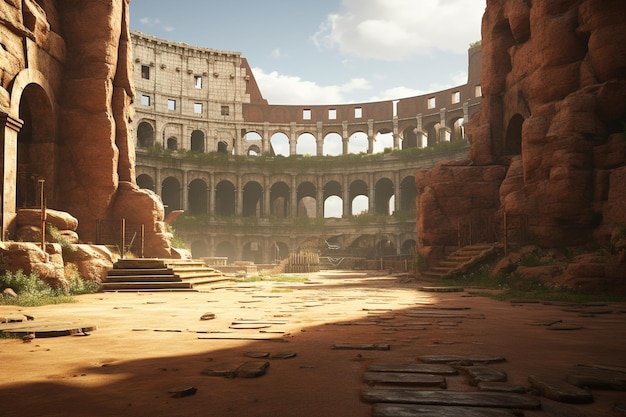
[129,0,486,105]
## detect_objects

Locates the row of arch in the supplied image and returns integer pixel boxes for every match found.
[136,172,417,219]
[136,116,466,156]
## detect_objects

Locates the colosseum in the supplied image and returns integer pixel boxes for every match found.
[131,31,482,265]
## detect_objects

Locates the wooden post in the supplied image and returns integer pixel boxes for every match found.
[121,218,126,259]
[140,224,145,258]
[38,179,45,250]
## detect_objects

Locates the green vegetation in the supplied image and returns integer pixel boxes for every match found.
[469,40,482,48]
[142,139,469,172]
[0,269,99,307]
[46,224,77,253]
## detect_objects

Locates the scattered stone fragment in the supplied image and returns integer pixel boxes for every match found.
[459,366,508,385]
[528,375,594,404]
[229,323,272,329]
[372,403,523,417]
[236,361,270,378]
[418,355,506,365]
[168,386,197,398]
[270,352,297,359]
[566,365,626,390]
[244,351,270,359]
[367,363,458,375]
[478,382,526,393]
[200,312,215,320]
[527,319,562,326]
[364,372,447,388]
[361,389,541,409]
[547,323,583,331]
[201,363,239,378]
[332,343,390,351]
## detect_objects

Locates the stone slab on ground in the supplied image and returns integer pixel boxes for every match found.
[0,321,97,338]
[528,374,594,403]
[361,389,541,409]
[363,372,447,388]
[332,343,390,350]
[566,365,626,390]
[236,361,270,378]
[477,382,526,393]
[372,403,522,417]
[418,355,506,365]
[460,366,508,385]
[367,363,458,375]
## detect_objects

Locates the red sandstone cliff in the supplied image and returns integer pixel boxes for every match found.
[417,0,626,262]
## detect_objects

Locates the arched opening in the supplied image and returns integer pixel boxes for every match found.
[270,241,289,263]
[161,176,181,217]
[349,180,368,215]
[296,132,317,156]
[137,121,154,148]
[375,235,397,257]
[297,182,316,218]
[348,132,368,154]
[242,241,263,263]
[400,176,416,212]
[217,141,228,153]
[215,180,235,216]
[242,181,263,217]
[504,114,524,156]
[215,241,235,261]
[167,137,178,150]
[191,240,208,258]
[323,132,343,156]
[16,83,56,208]
[270,132,289,157]
[323,180,342,218]
[270,182,290,217]
[401,239,416,255]
[375,178,394,215]
[247,145,261,156]
[373,131,393,153]
[425,122,441,147]
[191,130,205,152]
[402,126,417,149]
[188,178,208,215]
[136,174,154,191]
[450,117,465,141]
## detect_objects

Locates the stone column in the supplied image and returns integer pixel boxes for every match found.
[342,121,349,155]
[182,170,188,212]
[368,172,375,213]
[155,168,162,198]
[0,112,23,240]
[342,176,349,217]
[290,175,297,217]
[208,173,215,217]
[262,122,270,154]
[316,175,323,218]
[236,175,243,216]
[439,108,451,142]
[393,119,400,149]
[263,175,270,218]
[394,171,401,214]
[367,120,374,154]
[289,122,297,156]
[316,122,323,156]
[416,114,426,148]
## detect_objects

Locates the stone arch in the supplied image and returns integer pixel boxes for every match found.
[243,181,263,217]
[270,241,290,263]
[217,141,229,153]
[188,178,208,215]
[448,116,465,141]
[323,180,343,218]
[137,121,155,147]
[161,176,181,216]
[215,180,236,216]
[242,241,263,263]
[297,181,316,218]
[323,132,342,156]
[247,144,261,156]
[375,178,395,215]
[348,131,368,154]
[350,179,369,215]
[14,81,57,208]
[215,240,235,260]
[167,137,178,150]
[373,130,393,153]
[270,181,290,217]
[296,132,317,156]
[504,113,524,156]
[401,126,418,149]
[375,235,397,257]
[137,173,154,191]
[270,132,289,156]
[425,122,441,147]
[400,176,416,212]
[191,129,205,152]
[401,239,416,255]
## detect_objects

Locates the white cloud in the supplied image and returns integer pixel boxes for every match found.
[313,0,484,61]
[271,48,284,58]
[251,67,371,105]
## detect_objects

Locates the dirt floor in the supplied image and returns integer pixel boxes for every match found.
[1,270,625,417]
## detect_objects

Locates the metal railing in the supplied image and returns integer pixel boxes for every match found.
[96,219,145,258]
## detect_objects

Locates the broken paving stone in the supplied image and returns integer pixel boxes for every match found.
[332,343,390,351]
[528,374,594,404]
[527,319,562,326]
[418,355,506,365]
[363,372,447,388]
[168,386,197,398]
[547,323,583,331]
[201,363,240,378]
[478,381,527,393]
[566,365,626,390]
[459,366,508,386]
[229,323,272,330]
[361,389,541,409]
[244,351,270,358]
[372,403,523,417]
[367,363,458,375]
[236,361,270,378]
[270,352,297,359]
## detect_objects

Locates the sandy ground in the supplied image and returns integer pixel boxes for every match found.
[0,270,625,417]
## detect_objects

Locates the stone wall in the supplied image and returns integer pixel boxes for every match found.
[417,0,626,258]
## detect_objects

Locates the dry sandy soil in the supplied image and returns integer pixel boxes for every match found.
[0,270,625,417]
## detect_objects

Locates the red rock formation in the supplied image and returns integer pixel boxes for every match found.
[417,0,626,269]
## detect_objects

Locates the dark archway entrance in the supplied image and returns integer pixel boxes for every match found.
[504,114,524,156]
[161,177,181,217]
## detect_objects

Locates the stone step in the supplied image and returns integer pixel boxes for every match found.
[99,281,194,291]
[107,268,175,276]
[103,274,182,282]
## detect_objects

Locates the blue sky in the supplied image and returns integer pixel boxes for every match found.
[129,0,486,106]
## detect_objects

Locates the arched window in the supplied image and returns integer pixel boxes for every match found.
[137,122,154,147]
[191,130,205,152]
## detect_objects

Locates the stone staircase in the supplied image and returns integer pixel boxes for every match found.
[99,258,230,292]
[420,243,501,280]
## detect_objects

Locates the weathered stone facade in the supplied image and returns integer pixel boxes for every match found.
[131,32,483,262]
[417,0,626,270]
[0,1,174,259]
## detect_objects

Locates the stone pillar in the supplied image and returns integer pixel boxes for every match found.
[416,114,426,148]
[263,175,270,218]
[439,108,451,142]
[262,122,270,154]
[182,170,188,212]
[208,173,215,217]
[342,121,349,155]
[394,171,401,214]
[393,119,400,149]
[155,168,162,198]
[0,112,23,240]
[316,122,323,156]
[342,176,349,217]
[289,122,297,156]
[367,120,375,154]
[236,175,243,216]
[290,175,297,217]
[368,172,375,213]
[316,175,323,218]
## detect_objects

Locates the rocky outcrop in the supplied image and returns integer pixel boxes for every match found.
[62,244,115,284]
[417,0,626,276]
[0,242,66,290]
